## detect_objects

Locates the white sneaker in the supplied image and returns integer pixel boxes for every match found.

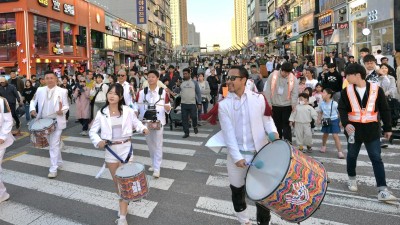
[0,193,10,203]
[148,167,154,172]
[348,179,358,192]
[115,218,128,225]
[81,131,88,136]
[48,171,57,179]
[153,170,160,178]
[378,189,398,202]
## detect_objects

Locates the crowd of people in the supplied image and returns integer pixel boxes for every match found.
[0,47,399,225]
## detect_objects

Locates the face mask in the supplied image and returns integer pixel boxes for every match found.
[299,101,305,105]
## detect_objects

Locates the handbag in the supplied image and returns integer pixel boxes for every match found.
[201,97,208,103]
[321,101,333,127]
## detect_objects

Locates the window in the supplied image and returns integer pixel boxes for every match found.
[0,13,16,61]
[34,15,48,54]
[49,20,61,43]
[63,23,73,46]
[260,0,267,6]
[91,30,104,49]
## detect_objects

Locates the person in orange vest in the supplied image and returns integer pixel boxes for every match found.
[338,64,397,203]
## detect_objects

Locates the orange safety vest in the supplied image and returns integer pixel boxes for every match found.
[347,83,379,123]
[270,71,295,100]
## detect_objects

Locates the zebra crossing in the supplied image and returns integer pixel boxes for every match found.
[1,125,400,225]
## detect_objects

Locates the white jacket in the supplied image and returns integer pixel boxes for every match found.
[89,105,147,148]
[0,97,15,149]
[137,86,171,125]
[218,89,277,163]
[29,86,69,130]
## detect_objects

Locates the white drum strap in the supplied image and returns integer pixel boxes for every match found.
[95,162,106,179]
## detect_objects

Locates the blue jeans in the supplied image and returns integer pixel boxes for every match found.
[347,138,387,187]
[25,104,31,122]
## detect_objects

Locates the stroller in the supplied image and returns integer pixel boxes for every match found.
[169,95,183,130]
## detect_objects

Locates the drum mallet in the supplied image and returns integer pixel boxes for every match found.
[246,161,264,169]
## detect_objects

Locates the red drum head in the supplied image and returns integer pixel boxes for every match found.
[245,140,291,201]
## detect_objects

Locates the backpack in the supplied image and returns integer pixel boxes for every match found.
[94,84,107,103]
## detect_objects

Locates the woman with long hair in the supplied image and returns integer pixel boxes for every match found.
[378,63,398,98]
[89,83,149,225]
[21,80,36,125]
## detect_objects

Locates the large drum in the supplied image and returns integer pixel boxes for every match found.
[29,118,56,148]
[245,140,328,223]
[115,163,149,202]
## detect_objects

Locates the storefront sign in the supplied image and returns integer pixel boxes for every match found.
[337,22,349,29]
[38,0,48,7]
[351,3,367,14]
[298,13,314,33]
[132,29,138,42]
[323,28,334,36]
[52,0,61,12]
[292,21,299,36]
[137,0,147,24]
[121,28,127,38]
[314,46,325,67]
[53,43,64,55]
[318,12,333,30]
[64,3,74,16]
[112,21,120,37]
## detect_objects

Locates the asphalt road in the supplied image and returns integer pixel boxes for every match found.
[1,104,399,225]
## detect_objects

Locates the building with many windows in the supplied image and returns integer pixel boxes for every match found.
[187,22,200,47]
[171,0,188,47]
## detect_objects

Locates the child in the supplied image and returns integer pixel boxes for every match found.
[298,77,306,93]
[317,88,345,159]
[304,87,317,108]
[0,97,14,204]
[313,83,323,107]
[289,93,318,153]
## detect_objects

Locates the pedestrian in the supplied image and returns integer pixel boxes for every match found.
[7,69,24,93]
[346,56,357,68]
[304,68,318,89]
[298,77,306,96]
[89,83,149,225]
[364,54,380,83]
[322,63,343,102]
[31,75,40,89]
[218,65,278,225]
[30,71,69,178]
[207,68,220,104]
[317,88,345,159]
[137,70,171,178]
[73,78,91,136]
[0,77,22,134]
[378,63,398,98]
[380,57,396,80]
[165,65,181,90]
[116,69,137,112]
[39,77,46,87]
[338,63,396,202]
[318,64,329,83]
[336,53,346,74]
[0,97,14,204]
[85,70,95,90]
[359,47,370,66]
[313,83,323,107]
[90,74,109,119]
[59,76,72,119]
[249,65,264,92]
[180,68,202,138]
[264,62,299,142]
[289,93,318,153]
[197,73,211,116]
[21,80,37,125]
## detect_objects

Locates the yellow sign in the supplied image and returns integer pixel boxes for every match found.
[38,0,48,7]
[351,3,367,14]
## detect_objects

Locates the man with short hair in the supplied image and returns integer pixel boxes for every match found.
[336,53,346,73]
[0,77,22,133]
[180,68,202,138]
[165,65,181,90]
[85,70,95,90]
[359,47,370,66]
[364,55,379,83]
[346,56,357,68]
[117,69,137,112]
[264,62,299,142]
[7,70,24,93]
[31,75,40,89]
[30,71,69,178]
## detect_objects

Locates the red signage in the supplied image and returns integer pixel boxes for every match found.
[337,22,349,29]
[323,29,334,36]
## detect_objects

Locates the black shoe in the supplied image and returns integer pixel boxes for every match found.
[194,128,198,134]
[182,134,189,138]
[381,144,388,148]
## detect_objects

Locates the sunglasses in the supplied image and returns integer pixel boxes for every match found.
[117,75,126,77]
[226,76,243,81]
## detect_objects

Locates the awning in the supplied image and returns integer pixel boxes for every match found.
[284,30,314,43]
[329,29,340,44]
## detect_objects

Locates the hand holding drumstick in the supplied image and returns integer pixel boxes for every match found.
[56,96,64,116]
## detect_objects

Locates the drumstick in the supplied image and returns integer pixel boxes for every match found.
[246,160,264,169]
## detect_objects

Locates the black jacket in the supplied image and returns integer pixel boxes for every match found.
[0,84,20,104]
[323,71,342,92]
[163,72,181,90]
[207,75,220,95]
[338,82,391,142]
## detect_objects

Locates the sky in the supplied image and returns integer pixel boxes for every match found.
[187,0,233,50]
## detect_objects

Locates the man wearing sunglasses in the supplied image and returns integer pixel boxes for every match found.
[219,66,279,225]
[117,69,138,113]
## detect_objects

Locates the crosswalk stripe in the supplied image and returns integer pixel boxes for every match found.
[2,170,158,218]
[59,145,187,170]
[132,136,203,146]
[293,138,400,150]
[206,172,400,190]
[10,154,174,191]
[161,130,210,138]
[0,201,85,225]
[63,136,197,156]
[195,197,350,225]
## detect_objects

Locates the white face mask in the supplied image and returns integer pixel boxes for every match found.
[299,101,305,105]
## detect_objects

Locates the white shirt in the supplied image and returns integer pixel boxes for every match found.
[305,78,318,89]
[42,87,57,119]
[266,61,274,72]
[356,86,366,101]
[246,79,258,92]
[375,54,384,65]
[120,81,138,111]
[233,93,256,151]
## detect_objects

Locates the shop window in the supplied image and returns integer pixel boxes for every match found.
[63,23,73,46]
[76,26,87,47]
[34,15,48,54]
[0,13,16,61]
[50,20,61,44]
[91,30,104,49]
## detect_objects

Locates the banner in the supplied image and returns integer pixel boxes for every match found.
[137,0,147,24]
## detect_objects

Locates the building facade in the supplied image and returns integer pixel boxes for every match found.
[171,0,187,47]
[233,0,248,47]
[246,0,268,54]
[187,22,200,47]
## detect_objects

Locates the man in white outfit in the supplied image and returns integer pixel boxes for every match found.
[137,70,171,178]
[117,69,138,113]
[30,71,69,178]
[219,66,279,225]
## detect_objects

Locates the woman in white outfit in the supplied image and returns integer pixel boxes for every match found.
[89,83,149,225]
[0,97,14,204]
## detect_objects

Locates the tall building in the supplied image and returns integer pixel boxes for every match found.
[187,23,200,46]
[247,0,268,53]
[171,0,188,47]
[231,17,237,47]
[233,0,248,47]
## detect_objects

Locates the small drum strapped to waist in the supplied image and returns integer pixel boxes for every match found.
[245,140,328,223]
[28,118,57,148]
[143,120,161,130]
[115,163,149,202]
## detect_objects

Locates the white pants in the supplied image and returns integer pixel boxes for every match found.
[294,122,313,147]
[0,148,7,197]
[46,128,63,173]
[145,127,164,171]
[227,153,254,224]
